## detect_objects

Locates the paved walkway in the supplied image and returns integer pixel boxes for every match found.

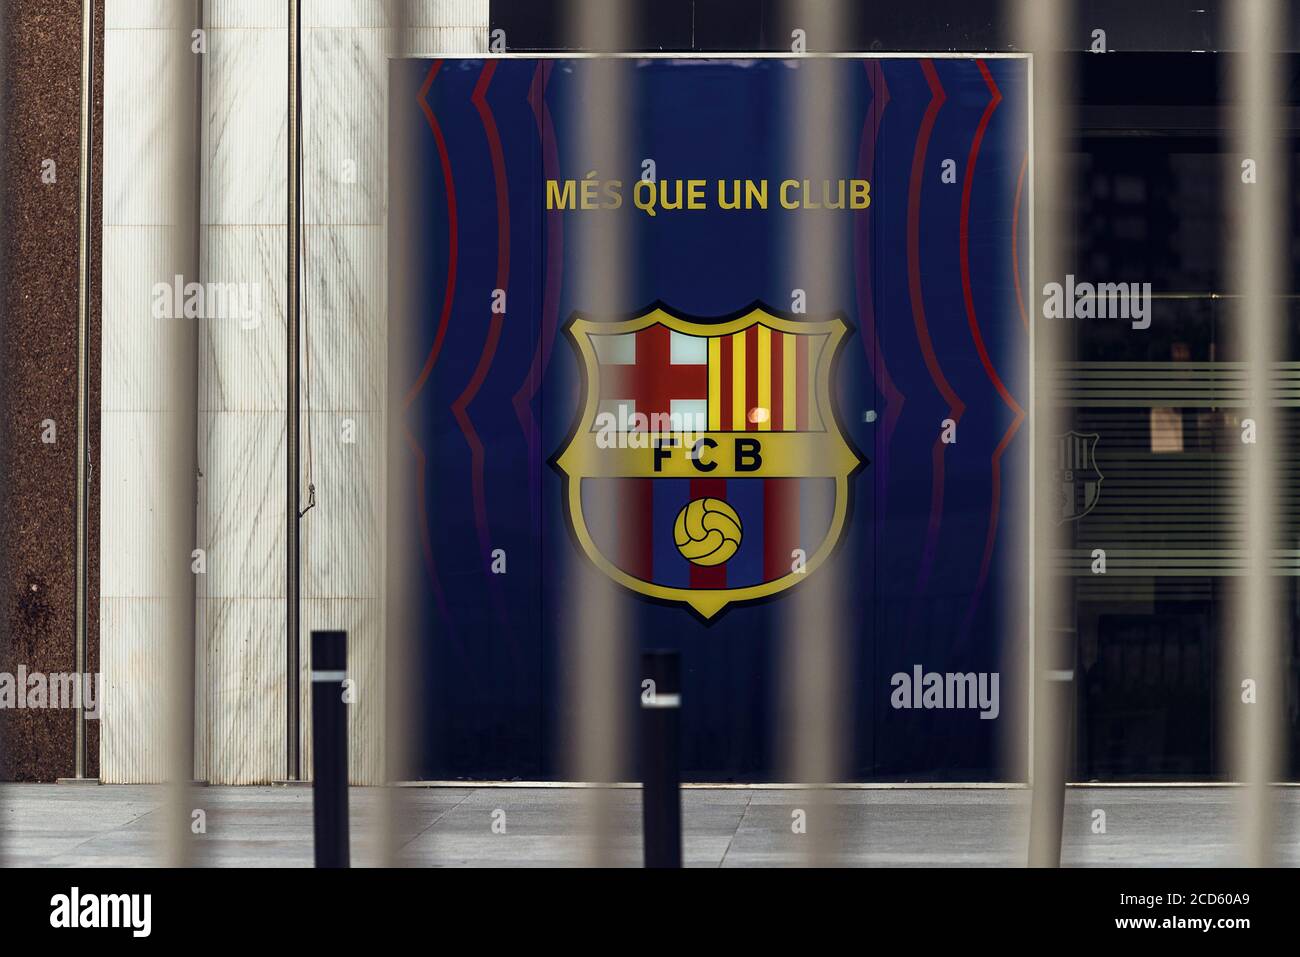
[1,785,1295,866]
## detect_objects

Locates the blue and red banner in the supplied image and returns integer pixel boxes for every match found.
[390,55,1030,780]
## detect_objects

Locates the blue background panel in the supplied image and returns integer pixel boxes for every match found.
[390,56,1030,781]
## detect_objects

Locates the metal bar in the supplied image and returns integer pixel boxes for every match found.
[782,0,851,867]
[565,0,633,867]
[73,0,94,782]
[162,0,203,866]
[192,0,206,798]
[1016,0,1074,868]
[287,0,303,782]
[381,0,416,869]
[312,631,350,867]
[1226,0,1284,867]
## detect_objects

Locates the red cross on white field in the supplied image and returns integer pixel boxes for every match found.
[598,324,707,430]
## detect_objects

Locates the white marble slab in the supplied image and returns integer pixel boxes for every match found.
[303,225,386,412]
[103,29,190,227]
[200,225,288,413]
[304,27,387,226]
[202,597,288,784]
[204,28,288,226]
[99,411,168,599]
[301,410,381,600]
[200,411,287,600]
[207,0,288,29]
[99,597,171,783]
[102,225,189,412]
[105,0,194,31]
[305,0,489,29]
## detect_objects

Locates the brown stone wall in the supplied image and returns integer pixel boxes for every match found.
[0,0,103,781]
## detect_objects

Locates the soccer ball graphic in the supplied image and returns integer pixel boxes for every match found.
[673,497,742,566]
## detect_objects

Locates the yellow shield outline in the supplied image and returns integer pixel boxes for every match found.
[552,303,867,621]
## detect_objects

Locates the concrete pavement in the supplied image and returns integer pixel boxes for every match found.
[1,785,1295,867]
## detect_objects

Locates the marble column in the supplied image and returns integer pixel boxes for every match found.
[100,1,199,783]
[102,0,486,785]
[197,2,288,784]
[299,0,487,784]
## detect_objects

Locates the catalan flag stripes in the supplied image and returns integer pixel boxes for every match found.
[706,328,822,431]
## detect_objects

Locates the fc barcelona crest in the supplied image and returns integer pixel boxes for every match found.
[1056,431,1103,523]
[552,304,867,621]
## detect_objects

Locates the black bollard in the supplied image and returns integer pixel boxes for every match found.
[640,650,682,868]
[311,630,349,868]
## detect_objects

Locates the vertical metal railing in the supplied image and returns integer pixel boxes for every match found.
[161,0,203,866]
[72,0,94,784]
[1015,0,1074,868]
[1225,0,1285,868]
[565,0,634,866]
[382,0,418,867]
[781,0,852,867]
[286,0,304,784]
